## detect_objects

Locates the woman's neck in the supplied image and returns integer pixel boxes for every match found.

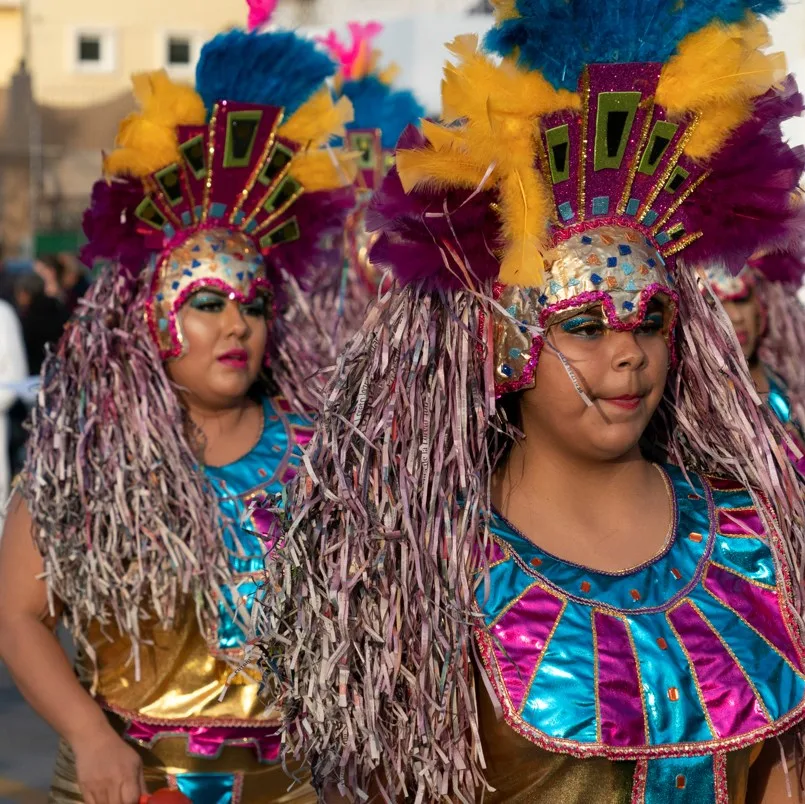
[492,432,670,573]
[495,435,652,513]
[183,395,262,467]
[749,359,769,395]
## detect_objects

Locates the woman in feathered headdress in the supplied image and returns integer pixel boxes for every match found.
[700,182,805,479]
[253,1,805,802]
[314,21,426,349]
[0,7,354,802]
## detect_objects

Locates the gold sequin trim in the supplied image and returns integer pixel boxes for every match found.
[616,97,656,215]
[202,103,221,222]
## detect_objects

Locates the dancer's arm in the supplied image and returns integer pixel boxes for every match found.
[0,493,145,804]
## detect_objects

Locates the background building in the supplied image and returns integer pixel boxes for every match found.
[0,0,802,259]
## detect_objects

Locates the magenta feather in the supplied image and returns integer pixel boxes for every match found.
[683,75,805,273]
[246,0,277,32]
[751,238,805,286]
[80,178,157,279]
[367,126,502,290]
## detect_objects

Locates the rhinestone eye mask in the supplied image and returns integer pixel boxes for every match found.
[147,228,272,361]
[491,225,679,397]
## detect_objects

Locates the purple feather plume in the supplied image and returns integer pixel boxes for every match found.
[367,125,501,291]
[683,75,805,273]
[80,178,156,278]
[750,237,805,285]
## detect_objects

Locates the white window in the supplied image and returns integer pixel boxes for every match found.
[161,33,202,74]
[72,28,116,73]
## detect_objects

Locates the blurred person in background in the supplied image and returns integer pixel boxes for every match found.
[14,271,69,376]
[35,254,91,315]
[56,253,91,314]
[0,296,27,528]
[0,242,14,304]
[33,255,63,300]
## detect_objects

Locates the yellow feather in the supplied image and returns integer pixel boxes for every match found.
[420,119,463,152]
[280,91,354,147]
[442,37,578,126]
[491,0,519,22]
[396,146,489,193]
[377,61,401,86]
[685,101,751,160]
[658,16,786,159]
[105,70,205,178]
[289,150,357,191]
[497,169,550,287]
[104,120,180,178]
[133,70,206,129]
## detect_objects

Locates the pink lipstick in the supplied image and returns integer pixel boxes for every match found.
[602,395,643,411]
[217,349,249,369]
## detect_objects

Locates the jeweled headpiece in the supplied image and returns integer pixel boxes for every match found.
[368,0,803,396]
[81,26,356,361]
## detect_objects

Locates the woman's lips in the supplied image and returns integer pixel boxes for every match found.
[217,350,249,369]
[735,331,749,346]
[601,395,643,411]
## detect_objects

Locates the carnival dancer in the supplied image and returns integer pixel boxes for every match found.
[315,21,425,348]
[701,240,805,479]
[0,14,354,803]
[253,1,805,802]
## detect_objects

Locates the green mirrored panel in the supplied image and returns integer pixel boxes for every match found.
[262,175,303,215]
[594,92,641,171]
[179,135,206,179]
[259,217,301,249]
[545,124,571,184]
[155,165,183,207]
[663,165,690,194]
[134,197,167,231]
[258,142,294,186]
[224,110,263,168]
[637,120,678,176]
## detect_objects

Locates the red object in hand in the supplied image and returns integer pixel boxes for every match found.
[139,791,192,804]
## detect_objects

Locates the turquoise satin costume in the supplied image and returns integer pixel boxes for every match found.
[766,370,805,481]
[475,465,805,803]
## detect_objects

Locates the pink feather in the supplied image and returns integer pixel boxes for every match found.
[246,0,277,31]
[317,21,383,79]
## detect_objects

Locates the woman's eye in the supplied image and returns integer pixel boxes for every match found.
[561,317,604,338]
[637,313,665,334]
[190,295,225,312]
[242,299,267,317]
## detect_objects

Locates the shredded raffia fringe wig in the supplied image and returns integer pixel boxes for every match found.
[754,245,805,435]
[253,267,805,801]
[18,254,339,678]
[18,264,225,676]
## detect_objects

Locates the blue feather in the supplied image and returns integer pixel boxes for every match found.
[485,0,784,90]
[341,76,425,149]
[196,30,336,116]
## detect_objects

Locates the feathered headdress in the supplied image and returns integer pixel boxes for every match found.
[82,31,356,293]
[319,22,425,189]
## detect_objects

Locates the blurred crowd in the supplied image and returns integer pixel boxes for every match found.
[0,249,90,517]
